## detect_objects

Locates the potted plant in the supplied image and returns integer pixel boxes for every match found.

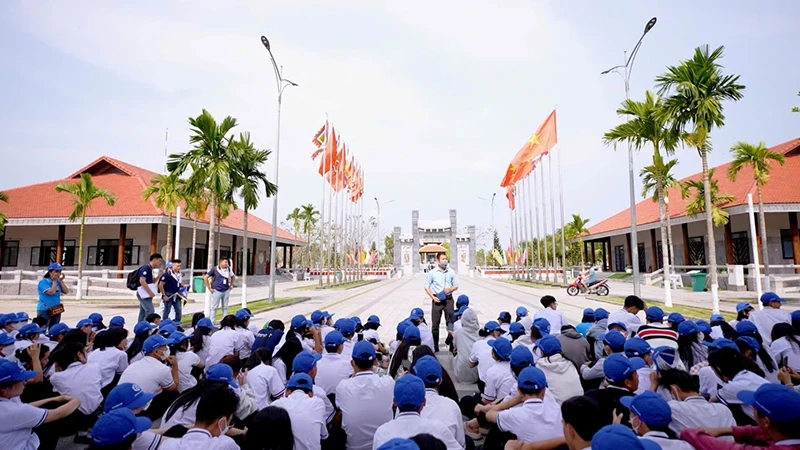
[625,265,633,274]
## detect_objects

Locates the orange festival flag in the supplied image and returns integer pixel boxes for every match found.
[505,185,516,210]
[326,143,347,191]
[318,126,339,176]
[500,110,558,187]
[311,121,327,160]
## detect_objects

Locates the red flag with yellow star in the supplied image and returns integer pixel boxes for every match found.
[500,110,558,187]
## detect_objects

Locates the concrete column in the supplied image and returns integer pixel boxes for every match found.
[393,227,401,268]
[681,223,690,266]
[650,229,658,271]
[625,232,632,267]
[251,238,258,276]
[150,224,158,256]
[0,233,5,271]
[282,245,287,268]
[789,212,800,274]
[232,235,238,274]
[289,246,294,267]
[724,222,734,264]
[117,224,127,275]
[56,225,66,264]
[468,225,476,269]
[411,211,420,273]
[601,239,608,271]
[449,209,458,272]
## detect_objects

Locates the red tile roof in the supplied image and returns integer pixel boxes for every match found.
[587,138,800,236]
[2,156,304,244]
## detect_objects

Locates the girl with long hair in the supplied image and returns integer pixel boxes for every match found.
[389,325,421,379]
[770,322,800,371]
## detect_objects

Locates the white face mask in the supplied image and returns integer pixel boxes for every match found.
[160,347,170,361]
[217,417,230,437]
[11,323,23,331]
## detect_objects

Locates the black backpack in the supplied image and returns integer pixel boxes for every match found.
[126,266,144,290]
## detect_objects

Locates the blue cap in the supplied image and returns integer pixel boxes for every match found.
[510,345,534,368]
[305,319,314,328]
[0,332,14,346]
[516,306,528,317]
[396,320,412,336]
[583,307,595,317]
[793,310,800,322]
[292,350,322,374]
[592,424,661,450]
[488,338,513,361]
[602,330,626,351]
[159,324,177,336]
[703,338,739,351]
[91,408,152,446]
[15,312,29,322]
[593,308,609,320]
[537,335,562,356]
[104,383,156,412]
[517,366,548,391]
[736,302,754,313]
[322,311,334,319]
[338,318,356,336]
[0,314,13,327]
[89,313,104,325]
[533,318,551,335]
[761,291,785,305]
[290,315,307,329]
[608,321,628,332]
[667,312,685,324]
[710,314,725,322]
[48,322,70,337]
[736,336,760,353]
[196,318,215,330]
[509,322,525,335]
[310,310,324,324]
[47,262,64,271]
[677,321,698,336]
[620,391,672,427]
[498,311,512,323]
[484,321,504,334]
[143,335,170,353]
[207,363,239,388]
[604,354,645,383]
[235,309,252,320]
[413,355,442,386]
[350,316,362,326]
[453,305,468,318]
[76,318,93,329]
[738,383,800,424]
[367,315,381,326]
[324,330,346,347]
[160,319,175,328]
[394,374,426,411]
[736,320,758,336]
[0,359,37,383]
[409,308,424,320]
[645,307,664,322]
[18,323,46,336]
[352,340,376,362]
[403,325,421,341]
[624,337,652,357]
[377,438,420,450]
[456,294,469,307]
[695,320,712,336]
[652,346,683,371]
[109,316,125,327]
[169,331,189,344]
[287,372,314,391]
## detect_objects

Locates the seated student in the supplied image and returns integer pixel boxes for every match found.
[87,327,130,396]
[749,292,792,346]
[507,395,607,450]
[272,373,328,450]
[413,356,466,449]
[108,316,125,329]
[681,383,800,450]
[480,337,516,405]
[535,335,583,404]
[581,330,626,387]
[637,306,679,349]
[736,322,780,384]
[575,308,596,337]
[218,355,259,423]
[127,321,157,364]
[408,308,435,352]
[48,342,104,440]
[707,346,769,425]
[556,324,592,371]
[246,347,285,409]
[770,323,800,372]
[17,343,54,403]
[585,353,644,427]
[243,406,294,450]
[290,314,323,355]
[507,322,526,344]
[160,381,241,450]
[169,331,203,393]
[678,321,709,369]
[656,368,736,437]
[591,424,661,450]
[16,323,50,349]
[118,335,179,420]
[89,313,106,333]
[189,318,215,367]
[587,308,610,360]
[373,374,461,450]
[205,315,244,367]
[0,358,82,450]
[161,364,240,431]
[145,313,162,327]
[87,408,153,450]
[47,322,71,345]
[624,337,658,395]
[233,309,256,361]
[390,325,422,379]
[315,330,354,397]
[621,391,694,449]
[534,296,568,335]
[291,350,335,424]
[607,295,645,336]
[104,382,166,450]
[468,321,506,390]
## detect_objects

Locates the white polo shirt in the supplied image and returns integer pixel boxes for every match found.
[469,338,496,383]
[176,351,202,392]
[640,431,696,450]
[272,357,288,386]
[668,396,736,439]
[50,361,104,414]
[496,398,563,442]
[320,325,334,341]
[205,328,243,367]
[533,309,568,335]
[770,336,800,371]
[697,364,722,398]
[373,412,462,450]
[0,396,47,450]
[160,428,239,450]
[336,371,395,450]
[87,347,129,387]
[162,400,197,429]
[418,322,435,351]
[749,307,791,345]
[133,431,163,450]
[313,384,335,423]
[716,370,768,420]
[119,355,175,394]
[482,361,516,402]
[607,308,642,335]
[272,390,329,450]
[247,362,285,409]
[315,352,354,395]
[342,338,355,358]
[235,327,255,359]
[421,389,465,448]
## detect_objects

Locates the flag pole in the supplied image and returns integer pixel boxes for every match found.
[318,119,328,287]
[539,160,549,283]
[557,144,568,286]
[521,177,530,280]
[338,165,345,285]
[548,153,558,285]
[533,167,542,282]
[326,140,335,287]
[515,186,523,279]
[508,205,515,279]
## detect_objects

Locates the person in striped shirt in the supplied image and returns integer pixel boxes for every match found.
[637,307,678,350]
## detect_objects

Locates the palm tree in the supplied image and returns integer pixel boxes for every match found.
[566,214,590,268]
[727,141,786,283]
[641,157,680,267]
[300,204,320,267]
[233,133,277,306]
[214,195,236,260]
[182,185,208,291]
[286,208,302,243]
[167,109,239,274]
[681,168,735,227]
[656,45,746,312]
[142,173,184,260]
[0,191,8,236]
[55,174,116,299]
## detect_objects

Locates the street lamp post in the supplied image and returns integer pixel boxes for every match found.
[374,198,394,258]
[600,17,656,297]
[261,36,298,304]
[478,193,496,267]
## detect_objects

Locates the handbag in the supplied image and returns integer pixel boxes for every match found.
[47,304,65,315]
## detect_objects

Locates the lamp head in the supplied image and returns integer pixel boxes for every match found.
[261,36,271,51]
[644,17,657,34]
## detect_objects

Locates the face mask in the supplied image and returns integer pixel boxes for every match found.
[439,260,448,268]
[217,417,230,437]
[631,416,642,435]
[11,323,22,331]
[0,344,13,357]
[160,347,171,361]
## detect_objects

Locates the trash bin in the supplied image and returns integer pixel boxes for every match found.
[690,272,707,292]
[193,276,206,293]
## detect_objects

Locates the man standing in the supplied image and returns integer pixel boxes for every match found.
[158,259,184,322]
[136,253,164,323]
[423,252,458,352]
[205,257,235,321]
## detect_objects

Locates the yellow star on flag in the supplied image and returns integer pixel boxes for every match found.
[527,133,539,146]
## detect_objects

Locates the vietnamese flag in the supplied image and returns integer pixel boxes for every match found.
[318,126,339,176]
[505,185,516,210]
[500,110,558,187]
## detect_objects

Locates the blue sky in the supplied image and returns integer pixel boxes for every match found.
[1,1,798,249]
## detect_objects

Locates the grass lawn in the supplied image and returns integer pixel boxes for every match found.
[587,295,735,321]
[607,273,632,280]
[293,280,377,291]
[179,297,302,325]
[502,279,559,289]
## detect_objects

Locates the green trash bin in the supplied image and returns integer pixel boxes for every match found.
[690,272,707,292]
[193,276,206,293]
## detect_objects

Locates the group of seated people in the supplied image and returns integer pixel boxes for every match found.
[0,289,799,450]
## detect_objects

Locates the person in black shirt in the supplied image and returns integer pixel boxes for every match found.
[585,353,643,427]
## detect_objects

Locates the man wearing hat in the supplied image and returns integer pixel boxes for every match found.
[581,330,626,386]
[620,391,694,450]
[424,251,459,352]
[587,308,610,360]
[414,355,466,448]
[585,353,644,427]
[36,262,69,331]
[89,408,153,449]
[118,334,179,420]
[591,424,661,450]
[291,350,335,424]
[315,330,355,397]
[749,292,792,345]
[272,372,329,450]
[637,306,678,350]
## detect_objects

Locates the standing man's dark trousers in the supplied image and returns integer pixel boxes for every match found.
[431,294,454,351]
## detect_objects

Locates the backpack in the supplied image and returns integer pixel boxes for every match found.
[126,266,144,291]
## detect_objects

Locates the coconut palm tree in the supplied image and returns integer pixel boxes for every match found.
[286,208,302,244]
[566,214,590,268]
[232,133,277,306]
[656,45,746,312]
[641,157,680,267]
[167,109,239,274]
[681,168,735,227]
[0,191,8,236]
[55,174,116,299]
[142,173,184,260]
[727,141,786,283]
[300,204,320,267]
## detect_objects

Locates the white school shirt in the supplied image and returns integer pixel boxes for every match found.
[640,431,696,450]
[496,398,564,443]
[315,352,354,395]
[698,365,722,398]
[533,309,569,335]
[421,389,465,449]
[500,323,511,334]
[50,361,104,414]
[607,308,642,335]
[771,336,800,371]
[132,431,163,450]
[87,347,129,387]
[272,357,288,386]
[716,370,768,420]
[176,351,202,392]
[119,355,175,394]
[205,328,243,367]
[193,335,210,364]
[418,322,435,351]
[469,338,497,383]
[320,325,334,341]
[453,320,462,333]
[248,323,260,335]
[749,307,791,346]
[272,391,329,450]
[482,361,516,402]
[373,412,462,450]
[313,384,336,423]
[162,400,198,429]
[160,428,239,450]
[0,396,47,450]
[668,396,736,439]
[247,362,286,409]
[336,371,395,450]
[342,338,355,358]
[302,337,317,353]
[235,327,255,359]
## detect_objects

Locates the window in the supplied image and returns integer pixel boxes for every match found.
[187,244,208,271]
[2,241,19,267]
[688,236,706,266]
[219,246,232,261]
[32,240,76,266]
[88,239,139,266]
[781,229,795,260]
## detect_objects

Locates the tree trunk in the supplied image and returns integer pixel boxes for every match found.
[757,183,771,290]
[190,215,197,292]
[657,180,672,307]
[166,212,173,261]
[216,215,221,261]
[666,202,676,267]
[76,213,86,300]
[701,152,720,313]
[207,195,216,270]
[579,238,585,268]
[242,208,248,308]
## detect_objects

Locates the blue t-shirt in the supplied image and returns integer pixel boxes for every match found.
[207,266,232,292]
[575,322,592,338]
[159,270,182,295]
[137,265,153,284]
[37,278,61,311]
[586,268,597,283]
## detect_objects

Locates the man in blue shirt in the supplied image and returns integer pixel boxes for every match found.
[36,262,70,331]
[205,257,235,321]
[136,253,164,322]
[423,251,458,352]
[158,259,185,322]
[581,265,598,293]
